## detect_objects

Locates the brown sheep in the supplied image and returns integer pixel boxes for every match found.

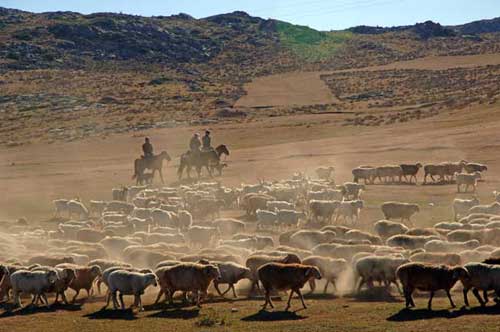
[242,193,275,216]
[56,264,102,302]
[399,163,422,184]
[396,262,469,310]
[157,263,220,307]
[245,254,301,294]
[258,263,322,311]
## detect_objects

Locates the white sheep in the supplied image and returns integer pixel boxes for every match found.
[453,197,480,221]
[334,200,364,224]
[89,200,108,217]
[53,199,69,218]
[66,200,89,220]
[469,202,500,215]
[355,255,409,292]
[341,182,365,200]
[456,172,481,193]
[104,270,157,311]
[10,269,59,307]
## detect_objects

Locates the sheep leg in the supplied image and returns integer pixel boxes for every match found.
[102,291,111,309]
[167,290,174,305]
[297,289,307,309]
[54,292,60,305]
[323,280,329,294]
[308,279,316,294]
[96,280,102,295]
[61,291,69,305]
[284,290,295,311]
[154,289,164,304]
[135,294,144,311]
[71,289,80,303]
[86,288,92,300]
[463,288,470,307]
[472,288,485,307]
[196,291,202,308]
[262,289,271,309]
[427,291,435,310]
[484,290,489,303]
[231,285,238,298]
[356,277,366,292]
[213,282,225,297]
[445,289,455,308]
[40,293,50,307]
[119,293,125,310]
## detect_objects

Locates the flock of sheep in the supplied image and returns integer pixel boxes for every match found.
[2,159,500,315]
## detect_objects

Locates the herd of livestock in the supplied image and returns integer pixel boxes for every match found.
[3,159,500,314]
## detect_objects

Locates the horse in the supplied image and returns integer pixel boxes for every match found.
[132,151,171,184]
[177,144,229,180]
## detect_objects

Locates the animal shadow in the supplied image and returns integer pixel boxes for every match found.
[84,308,138,320]
[147,308,200,319]
[241,309,307,322]
[0,304,57,318]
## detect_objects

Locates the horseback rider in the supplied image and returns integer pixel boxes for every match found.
[202,130,212,151]
[189,133,201,155]
[142,137,153,158]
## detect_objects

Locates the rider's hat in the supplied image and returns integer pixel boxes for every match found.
[205,130,210,135]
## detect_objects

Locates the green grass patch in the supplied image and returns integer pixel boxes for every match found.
[276,21,352,62]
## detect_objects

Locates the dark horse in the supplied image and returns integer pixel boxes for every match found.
[132,151,171,184]
[177,144,229,179]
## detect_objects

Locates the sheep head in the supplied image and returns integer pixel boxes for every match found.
[306,266,322,280]
[452,266,470,283]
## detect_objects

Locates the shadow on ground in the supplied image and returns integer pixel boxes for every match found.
[0,303,82,318]
[241,309,307,322]
[84,308,138,320]
[147,308,200,319]
[387,305,500,321]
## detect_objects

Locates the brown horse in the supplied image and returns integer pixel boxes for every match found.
[132,151,171,184]
[177,144,229,179]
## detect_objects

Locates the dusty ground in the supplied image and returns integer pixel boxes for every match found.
[2,290,500,332]
[2,54,500,331]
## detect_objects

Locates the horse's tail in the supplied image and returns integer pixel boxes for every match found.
[132,159,139,179]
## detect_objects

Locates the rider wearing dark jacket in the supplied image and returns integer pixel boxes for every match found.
[202,130,211,151]
[142,137,153,158]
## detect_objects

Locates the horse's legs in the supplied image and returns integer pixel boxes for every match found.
[159,169,164,184]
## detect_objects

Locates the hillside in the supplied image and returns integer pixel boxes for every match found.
[1,7,500,146]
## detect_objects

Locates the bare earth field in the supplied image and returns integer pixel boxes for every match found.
[2,54,500,331]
